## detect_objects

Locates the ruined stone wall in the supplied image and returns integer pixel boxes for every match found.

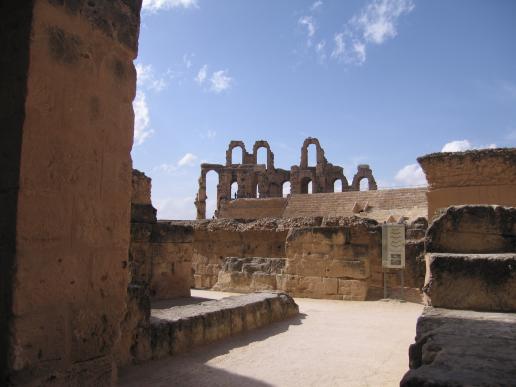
[195,138,378,219]
[151,223,193,299]
[418,148,516,220]
[2,1,142,384]
[186,217,426,302]
[217,197,288,219]
[187,218,328,288]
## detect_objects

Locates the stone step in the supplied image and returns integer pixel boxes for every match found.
[150,292,299,359]
[401,307,516,386]
[424,253,516,312]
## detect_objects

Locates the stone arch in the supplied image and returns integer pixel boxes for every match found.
[195,164,222,219]
[282,181,291,197]
[351,164,378,191]
[300,137,325,169]
[300,176,313,194]
[226,140,247,166]
[252,140,274,169]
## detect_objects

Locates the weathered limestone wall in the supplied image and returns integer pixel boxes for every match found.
[418,148,516,220]
[2,1,142,384]
[423,205,516,312]
[190,217,426,302]
[117,170,154,367]
[151,223,193,299]
[218,197,288,219]
[190,219,294,288]
[402,205,516,385]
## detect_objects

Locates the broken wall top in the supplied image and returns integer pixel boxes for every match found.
[418,148,516,189]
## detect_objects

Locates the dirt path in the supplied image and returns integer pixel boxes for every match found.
[119,290,422,387]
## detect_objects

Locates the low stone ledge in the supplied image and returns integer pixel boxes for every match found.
[424,253,516,312]
[150,292,299,359]
[401,307,516,387]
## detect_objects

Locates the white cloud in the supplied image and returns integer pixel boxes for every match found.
[394,163,427,186]
[330,0,414,65]
[183,53,194,69]
[441,139,497,152]
[311,1,323,11]
[142,0,198,12]
[331,33,345,59]
[315,40,327,62]
[299,15,316,38]
[133,90,154,146]
[210,70,233,93]
[441,140,472,152]
[154,152,199,173]
[136,63,167,92]
[195,64,208,84]
[178,152,198,167]
[353,0,414,44]
[154,196,196,220]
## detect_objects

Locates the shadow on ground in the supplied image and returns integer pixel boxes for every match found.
[119,313,306,387]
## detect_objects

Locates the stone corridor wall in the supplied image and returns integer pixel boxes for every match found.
[2,1,142,385]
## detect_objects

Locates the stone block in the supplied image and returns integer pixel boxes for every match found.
[424,253,516,312]
[401,307,516,387]
[338,279,368,301]
[250,272,278,291]
[426,205,516,254]
[325,259,370,279]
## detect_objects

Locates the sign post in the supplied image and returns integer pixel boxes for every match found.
[382,223,406,300]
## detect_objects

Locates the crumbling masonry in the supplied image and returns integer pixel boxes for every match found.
[194,137,377,219]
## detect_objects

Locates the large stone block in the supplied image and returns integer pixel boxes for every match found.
[424,253,516,312]
[426,205,516,254]
[325,259,370,279]
[401,307,516,387]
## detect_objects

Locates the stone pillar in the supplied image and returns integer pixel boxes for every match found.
[1,0,142,384]
[195,171,207,219]
[418,149,516,220]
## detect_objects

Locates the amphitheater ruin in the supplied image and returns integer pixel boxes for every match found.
[2,2,516,386]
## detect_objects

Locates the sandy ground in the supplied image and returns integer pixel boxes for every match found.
[119,290,423,387]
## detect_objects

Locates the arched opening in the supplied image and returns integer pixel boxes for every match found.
[301,177,312,194]
[359,178,369,191]
[231,181,238,199]
[282,181,291,197]
[256,147,267,166]
[256,183,260,198]
[334,179,342,192]
[307,143,317,167]
[205,170,219,219]
[231,146,243,165]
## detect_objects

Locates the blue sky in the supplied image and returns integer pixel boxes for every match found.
[132,0,516,219]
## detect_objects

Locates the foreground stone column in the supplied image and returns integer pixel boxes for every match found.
[1,1,142,384]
